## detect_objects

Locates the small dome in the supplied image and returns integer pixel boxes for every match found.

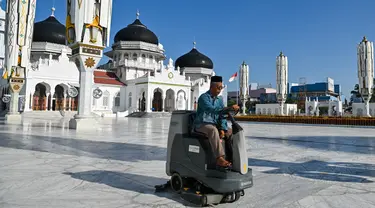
[114,17,158,45]
[175,45,213,69]
[33,15,66,45]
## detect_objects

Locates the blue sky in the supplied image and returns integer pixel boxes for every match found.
[2,0,375,97]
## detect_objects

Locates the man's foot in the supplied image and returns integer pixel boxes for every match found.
[216,156,232,167]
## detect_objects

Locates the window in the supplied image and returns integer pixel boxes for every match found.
[115,92,120,107]
[103,91,110,107]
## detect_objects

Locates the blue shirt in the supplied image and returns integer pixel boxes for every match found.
[193,90,228,131]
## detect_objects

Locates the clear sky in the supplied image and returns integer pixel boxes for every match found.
[2,0,375,97]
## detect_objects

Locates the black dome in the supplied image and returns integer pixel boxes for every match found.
[114,19,158,45]
[175,48,214,69]
[33,16,66,45]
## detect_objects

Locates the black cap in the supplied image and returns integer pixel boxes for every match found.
[211,76,222,83]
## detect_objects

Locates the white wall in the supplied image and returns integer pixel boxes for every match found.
[256,103,297,116]
[92,84,121,113]
[352,103,375,117]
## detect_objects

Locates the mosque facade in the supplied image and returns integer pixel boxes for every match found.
[0,6,225,116]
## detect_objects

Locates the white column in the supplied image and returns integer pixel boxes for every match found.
[68,97,72,111]
[49,90,54,111]
[4,0,37,120]
[357,36,374,117]
[75,70,93,117]
[276,52,288,116]
[67,0,113,130]
[63,94,67,110]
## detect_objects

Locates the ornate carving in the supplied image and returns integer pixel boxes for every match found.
[93,88,103,99]
[84,57,96,68]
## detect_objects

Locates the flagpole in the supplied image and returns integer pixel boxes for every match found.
[237,77,239,105]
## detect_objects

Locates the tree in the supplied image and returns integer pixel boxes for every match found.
[285,97,297,104]
[227,100,236,107]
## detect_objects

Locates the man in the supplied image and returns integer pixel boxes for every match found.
[193,76,240,168]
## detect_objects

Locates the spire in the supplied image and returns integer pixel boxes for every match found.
[193,41,196,49]
[136,10,140,19]
[242,61,246,66]
[362,36,368,43]
[279,51,284,56]
[51,7,56,16]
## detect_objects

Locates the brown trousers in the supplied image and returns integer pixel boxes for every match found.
[195,124,232,159]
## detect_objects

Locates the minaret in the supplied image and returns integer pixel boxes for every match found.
[239,61,249,114]
[276,51,288,116]
[4,0,37,123]
[357,36,374,117]
[66,0,113,130]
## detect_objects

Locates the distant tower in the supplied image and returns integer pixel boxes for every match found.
[276,51,288,116]
[0,0,5,69]
[239,61,249,114]
[357,36,374,117]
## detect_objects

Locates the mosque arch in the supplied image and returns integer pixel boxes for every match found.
[33,83,48,110]
[152,88,163,112]
[164,89,175,112]
[176,90,186,110]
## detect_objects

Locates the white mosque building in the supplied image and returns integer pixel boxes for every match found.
[0,7,224,117]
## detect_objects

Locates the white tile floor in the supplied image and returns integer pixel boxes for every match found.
[0,117,374,208]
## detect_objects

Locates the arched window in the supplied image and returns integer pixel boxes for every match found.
[115,92,120,107]
[102,91,110,107]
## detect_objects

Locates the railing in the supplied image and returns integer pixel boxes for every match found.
[234,115,375,126]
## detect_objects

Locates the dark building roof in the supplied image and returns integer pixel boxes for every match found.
[33,16,66,45]
[175,47,214,69]
[114,18,158,45]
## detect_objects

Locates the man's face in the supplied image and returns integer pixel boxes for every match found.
[211,82,223,97]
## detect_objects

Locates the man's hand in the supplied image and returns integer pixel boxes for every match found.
[219,130,225,139]
[232,104,240,111]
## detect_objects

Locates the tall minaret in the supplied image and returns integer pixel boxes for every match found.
[357,36,374,117]
[66,0,113,130]
[239,61,249,114]
[276,51,288,116]
[4,0,37,122]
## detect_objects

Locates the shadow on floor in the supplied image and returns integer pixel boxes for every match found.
[248,158,375,183]
[247,135,375,155]
[63,170,201,207]
[0,132,166,162]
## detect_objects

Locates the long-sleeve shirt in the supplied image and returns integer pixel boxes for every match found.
[193,90,228,131]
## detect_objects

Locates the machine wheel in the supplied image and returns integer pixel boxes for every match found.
[171,173,183,193]
[200,195,208,207]
[233,192,241,202]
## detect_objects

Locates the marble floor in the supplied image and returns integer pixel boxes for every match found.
[0,117,375,208]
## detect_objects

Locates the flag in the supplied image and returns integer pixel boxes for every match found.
[1,68,7,80]
[228,72,237,82]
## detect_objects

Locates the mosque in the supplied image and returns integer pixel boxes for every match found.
[0,5,225,117]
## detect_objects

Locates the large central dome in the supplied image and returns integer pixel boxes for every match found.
[33,14,66,45]
[175,45,214,69]
[114,14,158,45]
